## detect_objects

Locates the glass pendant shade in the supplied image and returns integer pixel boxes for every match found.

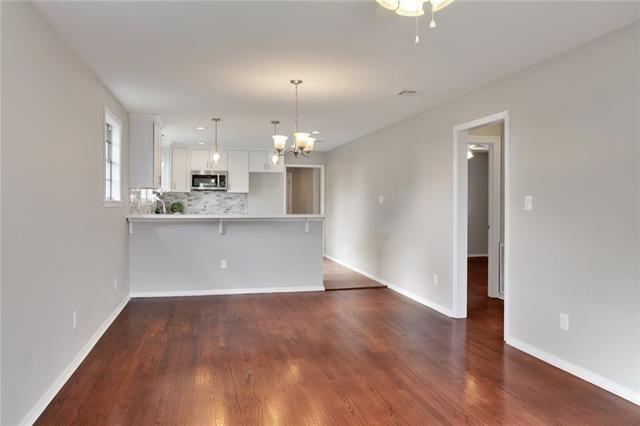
[303,137,315,153]
[395,0,424,16]
[272,134,288,151]
[212,150,221,163]
[376,0,399,10]
[294,132,310,149]
[430,0,454,12]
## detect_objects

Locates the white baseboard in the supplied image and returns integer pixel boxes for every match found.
[468,254,488,258]
[20,295,131,425]
[130,286,325,298]
[506,336,640,406]
[323,255,454,318]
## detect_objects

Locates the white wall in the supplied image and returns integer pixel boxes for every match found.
[1,2,130,423]
[467,152,489,256]
[248,173,284,215]
[325,23,640,399]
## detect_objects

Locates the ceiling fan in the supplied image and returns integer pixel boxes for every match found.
[374,0,456,43]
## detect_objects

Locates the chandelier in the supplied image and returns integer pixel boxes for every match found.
[271,79,315,164]
[376,0,455,43]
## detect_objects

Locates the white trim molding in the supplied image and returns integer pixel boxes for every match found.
[20,296,131,425]
[130,286,324,298]
[506,337,640,406]
[452,111,510,332]
[323,255,454,318]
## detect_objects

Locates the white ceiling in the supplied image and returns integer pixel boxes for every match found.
[34,1,639,151]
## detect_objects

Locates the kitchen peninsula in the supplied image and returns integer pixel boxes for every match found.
[127,214,325,297]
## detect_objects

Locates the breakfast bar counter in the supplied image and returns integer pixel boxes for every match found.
[127,215,325,297]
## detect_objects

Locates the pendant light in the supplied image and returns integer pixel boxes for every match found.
[211,117,221,165]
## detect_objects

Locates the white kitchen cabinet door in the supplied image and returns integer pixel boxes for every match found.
[153,120,162,188]
[129,114,163,188]
[190,149,210,171]
[227,151,249,193]
[171,147,189,192]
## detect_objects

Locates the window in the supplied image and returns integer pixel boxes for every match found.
[104,109,122,206]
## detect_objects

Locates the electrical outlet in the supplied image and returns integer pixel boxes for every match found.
[560,313,569,331]
[524,195,534,211]
[433,274,439,287]
[113,277,118,291]
[72,310,78,331]
[378,195,384,204]
[220,259,228,269]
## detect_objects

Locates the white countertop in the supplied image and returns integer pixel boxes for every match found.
[127,214,325,222]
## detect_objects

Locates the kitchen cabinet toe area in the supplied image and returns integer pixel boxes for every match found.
[128,216,324,296]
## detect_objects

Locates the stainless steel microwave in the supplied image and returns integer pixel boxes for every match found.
[190,171,227,191]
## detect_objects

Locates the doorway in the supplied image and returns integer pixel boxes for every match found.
[452,111,510,339]
[283,164,325,215]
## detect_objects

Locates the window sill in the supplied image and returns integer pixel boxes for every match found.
[103,200,123,208]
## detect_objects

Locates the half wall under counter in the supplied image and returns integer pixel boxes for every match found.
[127,215,325,297]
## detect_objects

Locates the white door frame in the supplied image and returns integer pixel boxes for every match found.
[468,135,502,300]
[282,164,325,215]
[452,111,510,340]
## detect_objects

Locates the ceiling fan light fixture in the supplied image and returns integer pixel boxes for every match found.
[395,0,424,17]
[376,0,399,10]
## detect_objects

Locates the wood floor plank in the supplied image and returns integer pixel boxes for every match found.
[36,259,640,425]
[323,257,386,290]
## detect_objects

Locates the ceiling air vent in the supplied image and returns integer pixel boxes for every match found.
[397,90,423,96]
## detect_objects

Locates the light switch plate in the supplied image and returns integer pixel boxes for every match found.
[524,195,533,211]
[220,259,228,269]
[378,195,384,204]
[433,274,439,287]
[560,313,569,331]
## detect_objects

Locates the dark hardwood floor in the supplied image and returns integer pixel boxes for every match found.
[323,257,386,290]
[37,260,640,424]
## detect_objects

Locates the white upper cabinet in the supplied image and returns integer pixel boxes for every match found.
[190,149,210,171]
[171,146,189,192]
[190,148,228,172]
[129,114,163,188]
[227,151,249,193]
[249,151,284,173]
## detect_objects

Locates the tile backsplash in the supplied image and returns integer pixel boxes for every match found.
[162,192,248,214]
[129,189,248,215]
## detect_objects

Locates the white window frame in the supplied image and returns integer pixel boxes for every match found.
[104,108,122,207]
